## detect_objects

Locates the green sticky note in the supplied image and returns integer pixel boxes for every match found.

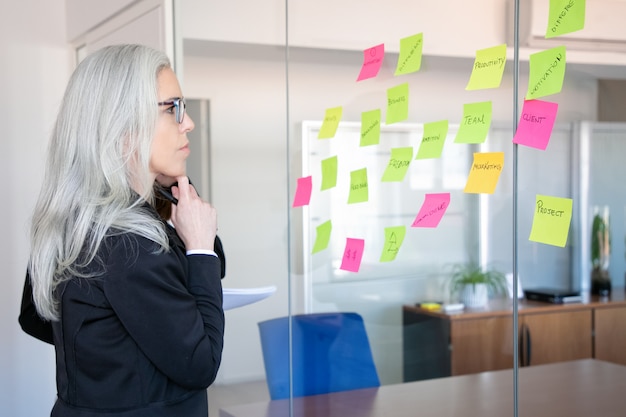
[318,106,343,139]
[395,33,423,75]
[454,101,493,144]
[546,0,586,39]
[416,120,449,159]
[361,109,381,146]
[320,156,338,190]
[382,147,413,182]
[529,194,573,247]
[386,83,409,124]
[466,44,507,90]
[348,168,368,204]
[526,46,566,100]
[380,226,406,262]
[312,220,332,254]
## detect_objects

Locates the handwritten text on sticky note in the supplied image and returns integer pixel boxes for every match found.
[340,238,365,272]
[412,193,451,228]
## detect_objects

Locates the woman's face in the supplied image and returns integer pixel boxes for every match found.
[150,67,195,182]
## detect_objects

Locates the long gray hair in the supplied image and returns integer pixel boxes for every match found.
[29,44,172,321]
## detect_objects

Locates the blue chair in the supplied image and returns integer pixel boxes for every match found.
[257,312,380,400]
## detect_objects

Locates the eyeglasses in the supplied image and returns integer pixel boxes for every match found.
[158,97,186,124]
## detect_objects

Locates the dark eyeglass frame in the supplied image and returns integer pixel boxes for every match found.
[158,97,186,124]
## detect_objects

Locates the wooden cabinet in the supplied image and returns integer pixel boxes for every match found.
[594,305,626,366]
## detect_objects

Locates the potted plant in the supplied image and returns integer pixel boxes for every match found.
[448,262,507,308]
[591,206,611,296]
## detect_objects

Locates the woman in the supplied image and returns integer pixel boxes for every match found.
[22,44,224,416]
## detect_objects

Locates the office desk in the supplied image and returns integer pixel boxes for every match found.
[219,360,626,417]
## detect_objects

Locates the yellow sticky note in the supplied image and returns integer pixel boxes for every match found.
[416,120,449,159]
[320,156,338,190]
[546,0,586,39]
[529,194,573,247]
[348,168,368,204]
[526,46,566,100]
[361,109,381,147]
[381,147,413,182]
[454,101,492,144]
[312,220,332,254]
[380,226,406,262]
[464,152,504,194]
[318,106,343,139]
[466,44,507,90]
[395,33,423,75]
[386,83,409,124]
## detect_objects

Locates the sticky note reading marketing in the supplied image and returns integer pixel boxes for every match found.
[380,226,406,262]
[340,238,365,272]
[312,220,332,254]
[386,83,409,124]
[416,120,449,159]
[546,0,586,39]
[395,33,423,75]
[466,44,507,90]
[348,168,368,204]
[320,156,338,190]
[357,44,385,81]
[318,106,343,139]
[411,193,451,228]
[526,46,566,100]
[381,147,413,182]
[361,109,381,147]
[513,99,559,150]
[464,152,504,194]
[454,101,493,144]
[529,194,573,247]
[292,176,312,207]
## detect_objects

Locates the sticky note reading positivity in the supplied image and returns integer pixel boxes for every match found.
[357,44,385,81]
[340,238,365,272]
[416,120,449,159]
[312,220,332,254]
[546,0,586,39]
[466,44,507,90]
[380,226,406,262]
[386,83,409,124]
[395,33,423,75]
[293,176,312,207]
[513,99,559,150]
[464,152,504,194]
[320,156,338,190]
[529,194,573,247]
[411,193,451,228]
[318,106,343,139]
[360,109,381,147]
[454,101,493,144]
[381,147,413,182]
[526,46,566,100]
[348,168,368,204]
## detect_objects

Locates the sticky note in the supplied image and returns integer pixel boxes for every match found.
[360,109,381,147]
[340,238,365,272]
[464,152,504,194]
[526,46,566,100]
[348,168,368,204]
[454,101,493,144]
[395,33,423,75]
[513,99,559,150]
[312,220,332,254]
[465,44,507,90]
[357,44,385,81]
[320,156,338,190]
[386,83,409,124]
[318,106,343,139]
[546,0,586,39]
[293,176,312,207]
[416,120,449,159]
[380,226,406,262]
[381,147,413,182]
[529,194,573,247]
[411,193,451,228]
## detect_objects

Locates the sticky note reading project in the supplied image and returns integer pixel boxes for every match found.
[464,152,504,194]
[320,156,338,190]
[318,106,343,139]
[465,44,507,90]
[380,226,406,262]
[411,193,451,228]
[348,168,368,204]
[416,120,449,159]
[360,109,381,146]
[529,194,573,247]
[526,46,566,100]
[381,147,413,182]
[340,238,365,272]
[546,0,586,39]
[312,220,332,254]
[513,99,559,150]
[454,101,493,144]
[395,33,423,75]
[357,44,385,81]
[293,176,312,207]
[386,83,409,124]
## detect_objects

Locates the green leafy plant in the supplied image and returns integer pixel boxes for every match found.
[448,262,507,296]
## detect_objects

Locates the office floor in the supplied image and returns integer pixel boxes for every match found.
[208,379,270,417]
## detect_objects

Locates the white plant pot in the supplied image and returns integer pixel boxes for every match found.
[461,284,489,308]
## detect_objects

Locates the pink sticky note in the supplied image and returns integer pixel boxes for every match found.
[513,99,558,150]
[411,193,451,228]
[340,238,365,272]
[356,44,385,81]
[292,176,312,207]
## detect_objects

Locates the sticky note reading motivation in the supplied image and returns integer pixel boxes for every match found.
[357,44,385,81]
[529,194,573,247]
[348,168,368,204]
[546,0,586,39]
[466,44,507,90]
[320,156,338,190]
[513,99,559,150]
[416,120,449,159]
[318,106,343,139]
[411,193,451,228]
[312,220,332,254]
[293,176,312,207]
[454,101,492,144]
[380,226,406,262]
[381,147,413,182]
[360,109,381,147]
[395,33,423,75]
[340,238,365,272]
[526,46,566,100]
[386,83,409,124]
[464,152,504,194]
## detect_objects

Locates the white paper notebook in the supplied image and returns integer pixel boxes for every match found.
[223,286,277,310]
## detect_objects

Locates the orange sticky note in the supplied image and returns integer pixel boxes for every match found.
[464,152,504,194]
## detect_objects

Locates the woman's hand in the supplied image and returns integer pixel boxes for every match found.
[170,176,217,251]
